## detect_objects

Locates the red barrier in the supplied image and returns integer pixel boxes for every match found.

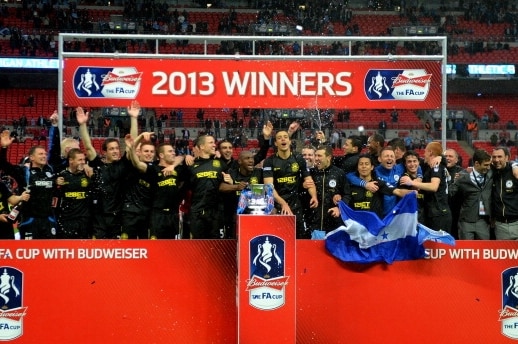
[0,240,516,343]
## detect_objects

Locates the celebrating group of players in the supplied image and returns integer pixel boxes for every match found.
[0,100,517,241]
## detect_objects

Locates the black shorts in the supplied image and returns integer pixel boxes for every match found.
[58,216,91,239]
[19,216,58,239]
[92,212,121,239]
[121,211,149,239]
[190,208,222,239]
[149,210,179,239]
[0,222,14,240]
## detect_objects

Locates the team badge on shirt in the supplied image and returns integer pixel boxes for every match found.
[291,163,299,173]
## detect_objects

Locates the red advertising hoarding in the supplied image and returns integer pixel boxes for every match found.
[62,58,442,109]
[0,240,515,343]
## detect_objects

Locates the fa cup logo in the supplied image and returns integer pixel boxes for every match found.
[247,235,289,310]
[0,269,20,309]
[252,237,281,278]
[0,267,26,340]
[77,69,100,96]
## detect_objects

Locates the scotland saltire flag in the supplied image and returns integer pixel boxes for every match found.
[325,194,455,264]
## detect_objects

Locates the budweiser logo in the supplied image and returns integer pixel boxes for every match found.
[500,305,518,320]
[0,307,28,321]
[392,74,432,88]
[101,72,142,86]
[246,275,289,291]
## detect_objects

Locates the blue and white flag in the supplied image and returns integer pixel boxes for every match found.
[325,193,455,264]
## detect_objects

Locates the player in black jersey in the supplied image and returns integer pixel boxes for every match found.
[332,135,362,174]
[216,121,273,238]
[220,150,263,238]
[400,142,451,233]
[187,135,226,239]
[330,154,412,219]
[263,130,318,239]
[0,181,28,239]
[129,137,188,239]
[150,143,188,239]
[123,133,157,239]
[398,150,425,223]
[77,102,139,239]
[0,111,62,239]
[54,148,92,239]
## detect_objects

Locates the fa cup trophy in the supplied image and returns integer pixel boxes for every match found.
[237,184,274,215]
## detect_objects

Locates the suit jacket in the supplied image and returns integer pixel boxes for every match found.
[450,170,492,223]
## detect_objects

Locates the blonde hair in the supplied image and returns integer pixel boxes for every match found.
[61,138,80,157]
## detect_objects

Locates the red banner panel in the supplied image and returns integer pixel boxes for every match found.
[0,240,515,343]
[63,58,442,109]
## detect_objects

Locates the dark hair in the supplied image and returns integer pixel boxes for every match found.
[347,135,363,150]
[472,149,491,164]
[316,145,333,157]
[369,133,385,146]
[217,139,233,150]
[493,146,510,158]
[387,137,405,152]
[402,150,420,162]
[357,153,374,165]
[28,145,46,157]
[102,138,119,152]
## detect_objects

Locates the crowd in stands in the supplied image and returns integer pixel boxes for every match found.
[0,0,515,60]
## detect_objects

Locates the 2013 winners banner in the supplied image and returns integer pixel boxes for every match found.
[62,58,442,109]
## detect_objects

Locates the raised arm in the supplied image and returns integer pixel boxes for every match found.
[254,120,273,164]
[47,110,62,167]
[127,100,141,139]
[76,107,97,161]
[126,132,152,173]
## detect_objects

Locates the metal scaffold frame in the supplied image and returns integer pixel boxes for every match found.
[58,33,448,147]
